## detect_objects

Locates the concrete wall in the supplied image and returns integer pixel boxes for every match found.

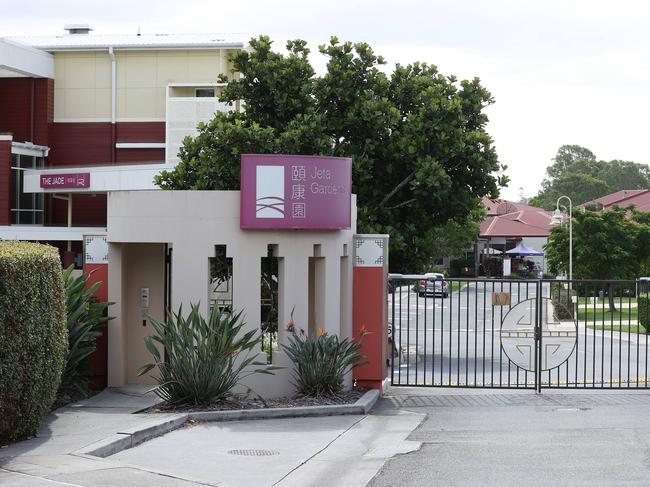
[107,190,357,398]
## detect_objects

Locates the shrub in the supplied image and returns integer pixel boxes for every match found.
[0,242,67,444]
[283,328,367,396]
[139,304,277,405]
[638,293,650,333]
[59,266,112,397]
[550,282,575,320]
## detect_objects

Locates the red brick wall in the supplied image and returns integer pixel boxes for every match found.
[0,139,12,225]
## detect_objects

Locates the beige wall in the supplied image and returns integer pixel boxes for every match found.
[107,190,357,398]
[123,243,166,384]
[53,48,238,121]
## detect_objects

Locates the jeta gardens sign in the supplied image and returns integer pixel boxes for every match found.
[240,154,352,230]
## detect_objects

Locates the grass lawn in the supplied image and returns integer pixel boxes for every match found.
[448,281,464,293]
[587,324,647,334]
[577,296,636,305]
[577,307,637,322]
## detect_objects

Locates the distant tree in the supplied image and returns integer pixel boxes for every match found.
[428,211,483,268]
[155,35,507,272]
[545,206,650,310]
[529,145,650,209]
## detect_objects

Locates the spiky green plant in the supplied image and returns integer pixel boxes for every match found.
[60,266,112,396]
[138,304,279,405]
[282,329,368,396]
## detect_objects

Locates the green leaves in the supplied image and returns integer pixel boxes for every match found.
[545,206,649,280]
[156,35,505,272]
[139,304,277,406]
[282,330,367,396]
[530,145,650,209]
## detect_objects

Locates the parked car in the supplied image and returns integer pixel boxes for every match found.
[417,273,449,298]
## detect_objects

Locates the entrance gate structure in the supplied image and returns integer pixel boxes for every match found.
[388,276,650,391]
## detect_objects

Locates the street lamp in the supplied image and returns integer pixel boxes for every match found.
[550,195,572,282]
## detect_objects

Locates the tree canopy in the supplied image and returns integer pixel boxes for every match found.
[545,206,650,281]
[155,36,506,271]
[529,145,650,209]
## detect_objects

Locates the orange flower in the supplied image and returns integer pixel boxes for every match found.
[318,327,328,336]
[287,319,295,333]
[360,324,368,335]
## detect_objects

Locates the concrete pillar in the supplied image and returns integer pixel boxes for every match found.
[107,242,126,386]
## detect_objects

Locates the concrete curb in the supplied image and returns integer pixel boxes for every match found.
[76,389,380,458]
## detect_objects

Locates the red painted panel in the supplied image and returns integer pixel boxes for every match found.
[85,263,109,390]
[48,123,113,166]
[116,122,165,142]
[49,194,107,227]
[33,78,54,147]
[116,148,165,163]
[0,78,32,142]
[0,140,11,225]
[353,266,386,389]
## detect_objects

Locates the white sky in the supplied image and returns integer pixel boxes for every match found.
[2,0,649,200]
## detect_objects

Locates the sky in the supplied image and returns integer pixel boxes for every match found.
[2,0,649,200]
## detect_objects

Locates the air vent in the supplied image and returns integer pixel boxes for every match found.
[64,23,93,35]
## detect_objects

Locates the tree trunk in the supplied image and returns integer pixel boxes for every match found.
[608,283,616,313]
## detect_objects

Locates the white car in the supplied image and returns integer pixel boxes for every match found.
[417,273,449,298]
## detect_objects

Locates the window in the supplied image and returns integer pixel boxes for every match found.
[10,154,44,225]
[195,88,215,98]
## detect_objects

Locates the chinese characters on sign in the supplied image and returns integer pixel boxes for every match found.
[240,154,352,229]
[40,173,90,189]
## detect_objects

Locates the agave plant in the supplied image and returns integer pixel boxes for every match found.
[60,266,112,396]
[282,328,368,396]
[138,304,279,405]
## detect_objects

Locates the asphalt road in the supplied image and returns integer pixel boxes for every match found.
[368,388,650,487]
[388,281,650,388]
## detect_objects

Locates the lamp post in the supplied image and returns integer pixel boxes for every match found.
[550,195,572,282]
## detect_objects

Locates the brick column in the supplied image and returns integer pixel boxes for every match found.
[0,135,13,225]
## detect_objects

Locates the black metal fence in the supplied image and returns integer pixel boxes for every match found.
[388,275,650,391]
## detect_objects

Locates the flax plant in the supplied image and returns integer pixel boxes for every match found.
[138,304,278,405]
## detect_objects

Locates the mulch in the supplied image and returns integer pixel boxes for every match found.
[144,388,367,413]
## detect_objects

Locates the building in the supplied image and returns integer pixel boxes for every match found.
[0,24,248,387]
[582,189,650,211]
[478,197,552,275]
[0,24,245,268]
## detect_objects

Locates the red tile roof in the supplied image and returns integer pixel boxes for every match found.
[584,189,650,211]
[480,197,552,238]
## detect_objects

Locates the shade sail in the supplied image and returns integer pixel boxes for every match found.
[505,242,544,256]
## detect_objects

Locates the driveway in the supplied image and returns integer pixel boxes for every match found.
[368,387,650,486]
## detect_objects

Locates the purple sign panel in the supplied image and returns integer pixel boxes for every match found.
[240,154,352,229]
[40,172,90,189]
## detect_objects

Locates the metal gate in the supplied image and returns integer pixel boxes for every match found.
[388,275,650,391]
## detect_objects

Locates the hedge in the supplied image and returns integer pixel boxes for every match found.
[0,241,67,444]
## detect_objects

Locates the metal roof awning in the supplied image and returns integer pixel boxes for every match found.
[0,38,53,78]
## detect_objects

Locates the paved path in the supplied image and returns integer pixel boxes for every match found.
[368,387,650,486]
[0,387,423,487]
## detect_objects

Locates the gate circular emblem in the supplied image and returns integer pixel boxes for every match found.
[501,298,577,372]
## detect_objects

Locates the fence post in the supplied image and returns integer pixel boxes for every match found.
[352,234,390,391]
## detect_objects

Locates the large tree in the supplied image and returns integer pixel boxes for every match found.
[545,206,650,310]
[529,145,650,209]
[156,36,507,271]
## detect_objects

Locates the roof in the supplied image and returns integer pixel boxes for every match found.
[583,189,650,211]
[480,197,552,238]
[6,33,249,51]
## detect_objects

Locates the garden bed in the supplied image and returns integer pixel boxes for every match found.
[144,388,366,414]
